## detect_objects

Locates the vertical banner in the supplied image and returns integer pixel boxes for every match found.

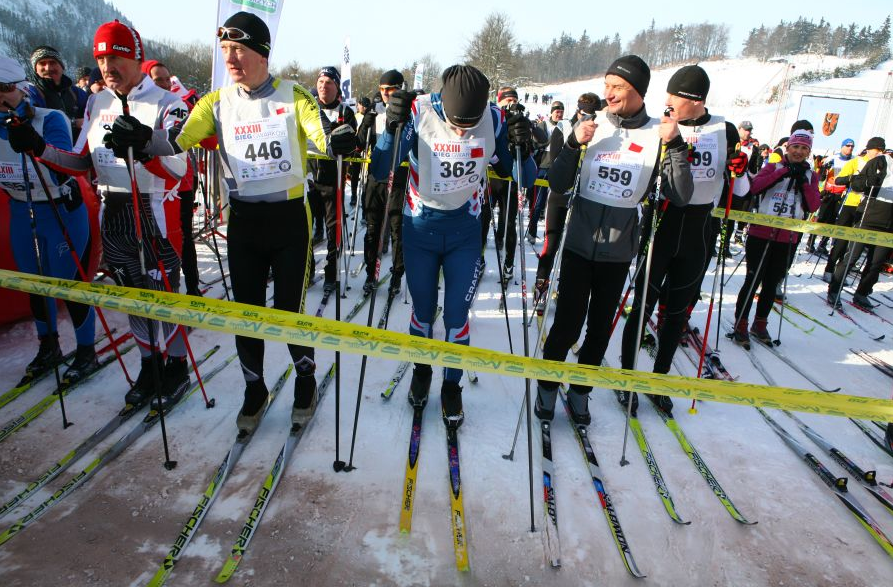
[212,0,286,90]
[341,37,352,103]
[413,62,424,90]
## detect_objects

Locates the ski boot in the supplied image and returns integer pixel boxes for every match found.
[388,272,402,297]
[534,383,558,421]
[566,386,591,425]
[821,271,833,284]
[362,276,376,296]
[616,390,638,417]
[124,353,163,408]
[408,364,432,409]
[852,293,878,310]
[441,381,464,428]
[827,289,843,309]
[62,344,99,386]
[322,280,337,297]
[732,318,751,348]
[648,393,673,415]
[749,317,773,345]
[533,279,549,316]
[292,370,318,427]
[886,422,893,454]
[25,333,62,380]
[237,379,269,434]
[501,264,514,288]
[155,356,189,412]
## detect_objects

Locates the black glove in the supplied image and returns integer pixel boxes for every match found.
[385,90,416,133]
[329,123,358,156]
[103,114,153,154]
[7,120,46,155]
[362,110,376,130]
[506,111,532,158]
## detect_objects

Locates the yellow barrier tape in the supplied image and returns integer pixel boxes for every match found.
[1,270,890,422]
[712,208,893,248]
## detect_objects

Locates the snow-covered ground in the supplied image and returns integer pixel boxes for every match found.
[1,55,893,586]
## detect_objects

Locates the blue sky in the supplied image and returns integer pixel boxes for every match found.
[117,0,890,70]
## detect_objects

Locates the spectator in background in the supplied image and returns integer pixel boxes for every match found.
[28,45,87,140]
[75,66,92,90]
[88,67,105,94]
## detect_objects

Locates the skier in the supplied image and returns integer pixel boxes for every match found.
[532,93,601,313]
[731,129,820,346]
[725,120,759,247]
[105,12,357,431]
[534,55,692,425]
[308,66,358,295]
[0,56,98,384]
[10,21,194,409]
[806,138,854,255]
[143,59,202,297]
[526,100,567,243]
[823,137,886,284]
[827,144,893,309]
[619,64,738,414]
[359,69,407,296]
[371,64,535,428]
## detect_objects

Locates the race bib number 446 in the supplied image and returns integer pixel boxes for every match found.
[430,139,484,195]
[231,117,293,182]
[587,149,644,200]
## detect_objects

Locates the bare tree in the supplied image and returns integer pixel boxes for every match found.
[402,54,443,92]
[464,12,517,91]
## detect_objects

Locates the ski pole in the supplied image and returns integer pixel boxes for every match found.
[25,153,134,387]
[830,191,874,317]
[191,149,230,300]
[486,176,515,354]
[774,230,797,345]
[16,144,70,428]
[334,152,345,473]
[513,144,536,534]
[691,175,736,413]
[339,120,405,473]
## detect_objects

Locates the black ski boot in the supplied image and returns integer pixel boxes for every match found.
[566,386,591,425]
[155,356,189,412]
[322,280,337,297]
[886,422,893,454]
[533,279,548,316]
[408,364,432,408]
[237,379,269,434]
[534,383,558,421]
[648,393,673,415]
[292,370,318,427]
[124,353,163,408]
[441,381,464,428]
[62,344,98,385]
[25,333,62,379]
[852,293,878,310]
[388,272,402,297]
[501,264,514,287]
[362,276,376,296]
[616,390,638,417]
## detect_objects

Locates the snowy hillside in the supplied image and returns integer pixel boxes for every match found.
[521,54,892,154]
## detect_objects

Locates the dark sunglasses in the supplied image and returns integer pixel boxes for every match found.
[217,26,252,42]
[0,81,23,93]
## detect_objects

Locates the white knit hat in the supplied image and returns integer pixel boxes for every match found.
[0,56,30,91]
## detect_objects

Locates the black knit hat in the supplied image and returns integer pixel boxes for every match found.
[220,11,271,58]
[30,45,65,71]
[606,55,650,97]
[88,67,103,86]
[379,69,404,87]
[440,64,490,127]
[790,119,813,133]
[667,64,710,101]
[318,66,341,87]
[359,96,371,109]
[867,137,886,151]
[75,66,92,80]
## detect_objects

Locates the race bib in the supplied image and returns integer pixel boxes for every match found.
[759,188,801,219]
[587,149,645,200]
[230,116,294,182]
[429,138,485,195]
[688,134,719,183]
[0,160,37,190]
[94,147,126,168]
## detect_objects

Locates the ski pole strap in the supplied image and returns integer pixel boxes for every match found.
[712,208,893,248]
[1,268,891,423]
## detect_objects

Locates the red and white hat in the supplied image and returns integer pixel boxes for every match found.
[93,20,144,61]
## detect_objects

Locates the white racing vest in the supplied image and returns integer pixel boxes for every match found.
[875,157,893,203]
[681,115,726,206]
[0,108,70,202]
[413,95,496,211]
[578,117,661,208]
[84,79,186,195]
[218,81,305,198]
[757,163,812,219]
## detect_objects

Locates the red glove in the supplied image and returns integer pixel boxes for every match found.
[728,152,748,176]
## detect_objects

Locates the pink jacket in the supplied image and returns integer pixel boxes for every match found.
[748,160,821,243]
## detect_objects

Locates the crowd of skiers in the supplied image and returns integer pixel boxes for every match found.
[0,12,890,451]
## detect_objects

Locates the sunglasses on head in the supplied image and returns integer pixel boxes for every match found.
[217,26,252,42]
[0,81,22,93]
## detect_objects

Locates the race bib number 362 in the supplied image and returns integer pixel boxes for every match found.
[231,117,293,182]
[430,138,484,195]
